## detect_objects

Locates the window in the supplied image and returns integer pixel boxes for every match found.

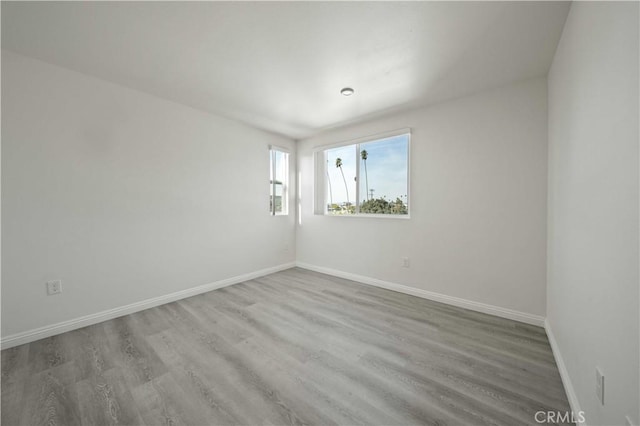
[320,130,410,216]
[269,147,289,215]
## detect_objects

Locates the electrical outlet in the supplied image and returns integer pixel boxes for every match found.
[402,257,410,268]
[595,367,605,405]
[46,280,62,295]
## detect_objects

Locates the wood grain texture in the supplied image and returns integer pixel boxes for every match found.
[1,268,572,425]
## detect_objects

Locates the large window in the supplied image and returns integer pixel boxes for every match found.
[269,147,289,215]
[321,130,410,216]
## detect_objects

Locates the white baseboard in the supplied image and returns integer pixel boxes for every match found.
[295,262,545,327]
[0,262,296,350]
[544,319,586,425]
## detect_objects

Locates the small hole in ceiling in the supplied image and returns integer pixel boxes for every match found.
[340,87,354,96]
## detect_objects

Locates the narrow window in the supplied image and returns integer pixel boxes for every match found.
[321,131,410,216]
[270,147,289,215]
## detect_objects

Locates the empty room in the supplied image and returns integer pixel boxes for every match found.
[1,1,638,425]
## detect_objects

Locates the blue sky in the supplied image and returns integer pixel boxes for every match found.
[325,134,408,206]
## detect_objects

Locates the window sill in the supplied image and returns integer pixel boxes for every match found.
[323,213,410,220]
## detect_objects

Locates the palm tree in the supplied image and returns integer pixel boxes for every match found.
[326,159,334,209]
[335,157,350,207]
[361,149,369,200]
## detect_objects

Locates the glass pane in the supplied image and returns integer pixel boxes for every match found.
[359,134,409,215]
[325,145,356,215]
[269,151,275,213]
[271,150,287,214]
[274,183,283,213]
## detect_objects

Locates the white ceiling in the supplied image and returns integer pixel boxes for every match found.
[2,1,570,139]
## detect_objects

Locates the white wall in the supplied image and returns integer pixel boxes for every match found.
[547,3,639,425]
[297,77,548,321]
[1,50,296,340]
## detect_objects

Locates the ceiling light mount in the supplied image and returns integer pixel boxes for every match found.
[340,87,355,96]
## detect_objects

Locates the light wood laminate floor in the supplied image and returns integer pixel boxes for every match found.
[2,268,571,425]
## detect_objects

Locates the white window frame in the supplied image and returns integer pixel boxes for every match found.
[270,145,289,216]
[314,128,411,219]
